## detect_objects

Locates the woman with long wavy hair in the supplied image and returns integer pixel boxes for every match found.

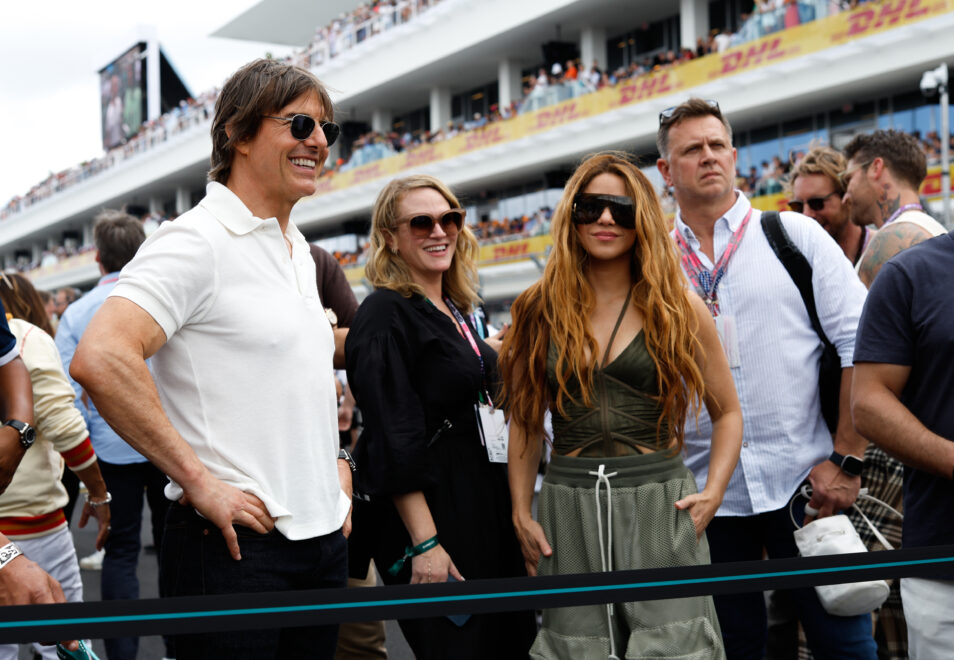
[499,152,742,659]
[345,174,535,659]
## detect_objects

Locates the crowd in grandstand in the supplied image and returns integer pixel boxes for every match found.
[0,0,898,223]
[4,14,954,653]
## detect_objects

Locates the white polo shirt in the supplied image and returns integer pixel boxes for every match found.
[111,182,349,540]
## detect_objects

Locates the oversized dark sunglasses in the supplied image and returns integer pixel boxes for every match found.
[572,194,636,229]
[396,208,466,238]
[788,191,839,213]
[263,114,340,146]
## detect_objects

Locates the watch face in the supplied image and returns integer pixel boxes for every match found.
[4,420,35,448]
[843,455,863,476]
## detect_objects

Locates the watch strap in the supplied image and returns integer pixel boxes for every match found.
[829,450,863,476]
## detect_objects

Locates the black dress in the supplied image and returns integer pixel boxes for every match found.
[345,288,535,660]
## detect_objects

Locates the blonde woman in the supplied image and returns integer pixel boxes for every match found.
[499,153,742,659]
[344,175,534,659]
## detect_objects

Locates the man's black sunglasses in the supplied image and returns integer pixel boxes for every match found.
[263,114,340,146]
[572,194,636,229]
[788,191,838,214]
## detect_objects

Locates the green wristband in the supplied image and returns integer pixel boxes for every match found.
[387,534,439,576]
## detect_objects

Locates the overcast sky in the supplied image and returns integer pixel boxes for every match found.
[0,0,295,205]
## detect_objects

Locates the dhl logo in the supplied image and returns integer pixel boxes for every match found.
[405,146,439,168]
[491,242,530,260]
[352,164,383,185]
[614,73,675,107]
[839,0,932,39]
[718,38,788,76]
[463,126,504,152]
[533,102,584,130]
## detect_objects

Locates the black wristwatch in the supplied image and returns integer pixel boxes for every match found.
[3,420,36,450]
[338,448,357,473]
[829,451,863,477]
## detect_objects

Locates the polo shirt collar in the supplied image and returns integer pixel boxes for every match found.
[199,182,270,236]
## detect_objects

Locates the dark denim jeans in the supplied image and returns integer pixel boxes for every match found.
[160,502,347,660]
[706,497,878,660]
[98,459,172,660]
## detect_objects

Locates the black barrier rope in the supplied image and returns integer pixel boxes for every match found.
[2,545,952,643]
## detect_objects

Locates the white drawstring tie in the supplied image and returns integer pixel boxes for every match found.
[589,463,621,660]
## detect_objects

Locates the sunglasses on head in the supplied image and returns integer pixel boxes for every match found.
[396,208,466,238]
[572,194,636,229]
[263,114,340,146]
[658,99,720,126]
[788,191,839,213]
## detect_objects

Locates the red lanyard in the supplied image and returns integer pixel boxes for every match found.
[673,208,752,316]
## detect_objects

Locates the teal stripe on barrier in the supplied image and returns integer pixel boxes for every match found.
[3,555,950,630]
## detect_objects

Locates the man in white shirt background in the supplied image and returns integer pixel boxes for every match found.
[656,98,874,659]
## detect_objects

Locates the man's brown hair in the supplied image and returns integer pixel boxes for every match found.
[843,129,927,191]
[93,209,146,273]
[656,97,732,160]
[208,59,334,185]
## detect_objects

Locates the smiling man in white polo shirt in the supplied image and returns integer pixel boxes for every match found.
[71,59,351,659]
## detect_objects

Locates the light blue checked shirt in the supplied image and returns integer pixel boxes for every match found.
[673,193,867,516]
[56,273,148,465]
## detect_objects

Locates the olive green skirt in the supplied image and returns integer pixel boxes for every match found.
[531,451,725,660]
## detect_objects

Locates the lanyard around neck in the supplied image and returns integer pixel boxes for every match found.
[674,207,752,316]
[443,297,490,405]
[883,203,923,227]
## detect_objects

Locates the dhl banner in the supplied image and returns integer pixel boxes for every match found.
[345,160,953,283]
[313,0,950,199]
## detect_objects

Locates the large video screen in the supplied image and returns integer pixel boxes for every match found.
[99,43,147,151]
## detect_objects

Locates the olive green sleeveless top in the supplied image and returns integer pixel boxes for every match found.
[546,292,669,456]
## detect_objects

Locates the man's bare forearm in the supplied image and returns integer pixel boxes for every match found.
[71,300,208,491]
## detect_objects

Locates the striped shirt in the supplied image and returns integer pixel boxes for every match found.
[673,193,867,516]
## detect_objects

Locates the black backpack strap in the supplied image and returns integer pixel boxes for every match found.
[760,211,833,349]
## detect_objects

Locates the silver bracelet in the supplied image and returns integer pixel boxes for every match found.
[86,491,112,508]
[0,542,22,571]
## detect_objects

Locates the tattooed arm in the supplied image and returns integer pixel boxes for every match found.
[858,222,934,287]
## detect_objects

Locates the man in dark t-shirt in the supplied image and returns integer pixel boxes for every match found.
[852,230,954,658]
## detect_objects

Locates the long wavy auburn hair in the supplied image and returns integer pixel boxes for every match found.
[365,174,481,313]
[498,152,706,454]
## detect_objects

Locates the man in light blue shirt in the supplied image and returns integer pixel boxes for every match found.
[56,209,171,660]
[657,98,874,659]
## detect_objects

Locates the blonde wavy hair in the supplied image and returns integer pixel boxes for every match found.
[365,175,481,312]
[498,152,705,453]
